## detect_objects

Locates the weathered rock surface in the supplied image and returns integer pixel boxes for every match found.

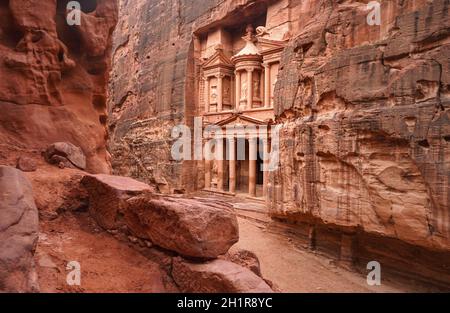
[0,166,39,292]
[108,0,271,192]
[81,173,155,230]
[172,257,273,293]
[126,194,239,258]
[222,249,262,277]
[269,0,450,252]
[261,0,450,285]
[16,156,37,172]
[44,142,87,170]
[82,173,239,258]
[26,165,89,220]
[0,0,118,173]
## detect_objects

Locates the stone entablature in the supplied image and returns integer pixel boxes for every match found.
[202,112,275,198]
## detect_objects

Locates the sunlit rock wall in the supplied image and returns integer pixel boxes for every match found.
[0,0,118,173]
[270,0,450,255]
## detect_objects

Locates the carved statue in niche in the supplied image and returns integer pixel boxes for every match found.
[212,160,218,185]
[210,85,217,103]
[271,77,277,105]
[241,75,247,101]
[223,78,231,104]
[256,26,269,38]
[253,72,260,99]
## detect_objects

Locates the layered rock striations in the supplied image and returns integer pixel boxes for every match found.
[269,0,450,284]
[0,0,118,173]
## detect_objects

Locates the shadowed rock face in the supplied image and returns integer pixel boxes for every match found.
[108,0,264,192]
[0,166,39,292]
[0,0,118,173]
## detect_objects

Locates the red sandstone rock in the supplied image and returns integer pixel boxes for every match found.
[0,166,39,292]
[25,165,89,220]
[44,142,87,170]
[172,257,273,293]
[223,249,262,277]
[0,0,118,173]
[81,173,155,230]
[269,0,450,253]
[126,194,239,259]
[107,0,450,286]
[82,173,239,258]
[16,156,37,172]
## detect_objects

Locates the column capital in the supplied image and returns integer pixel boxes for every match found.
[246,67,255,73]
[215,73,225,79]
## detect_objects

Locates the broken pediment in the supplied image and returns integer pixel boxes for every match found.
[257,37,287,55]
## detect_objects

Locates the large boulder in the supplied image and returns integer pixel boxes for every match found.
[44,142,87,170]
[81,174,239,258]
[126,195,239,259]
[0,166,39,292]
[81,174,155,230]
[172,257,273,293]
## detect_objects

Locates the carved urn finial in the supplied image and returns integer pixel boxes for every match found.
[243,24,256,42]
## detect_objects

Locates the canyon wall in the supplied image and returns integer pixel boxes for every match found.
[108,0,211,192]
[269,0,450,284]
[0,0,118,173]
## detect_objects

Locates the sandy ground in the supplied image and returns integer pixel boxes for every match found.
[35,213,177,293]
[233,216,437,293]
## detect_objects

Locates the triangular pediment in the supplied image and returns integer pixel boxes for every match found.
[257,38,286,54]
[214,113,271,127]
[203,49,234,70]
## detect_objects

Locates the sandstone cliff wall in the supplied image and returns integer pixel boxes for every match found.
[0,0,118,173]
[268,0,450,285]
[270,0,449,250]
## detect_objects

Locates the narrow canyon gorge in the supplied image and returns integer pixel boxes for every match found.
[0,0,449,293]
